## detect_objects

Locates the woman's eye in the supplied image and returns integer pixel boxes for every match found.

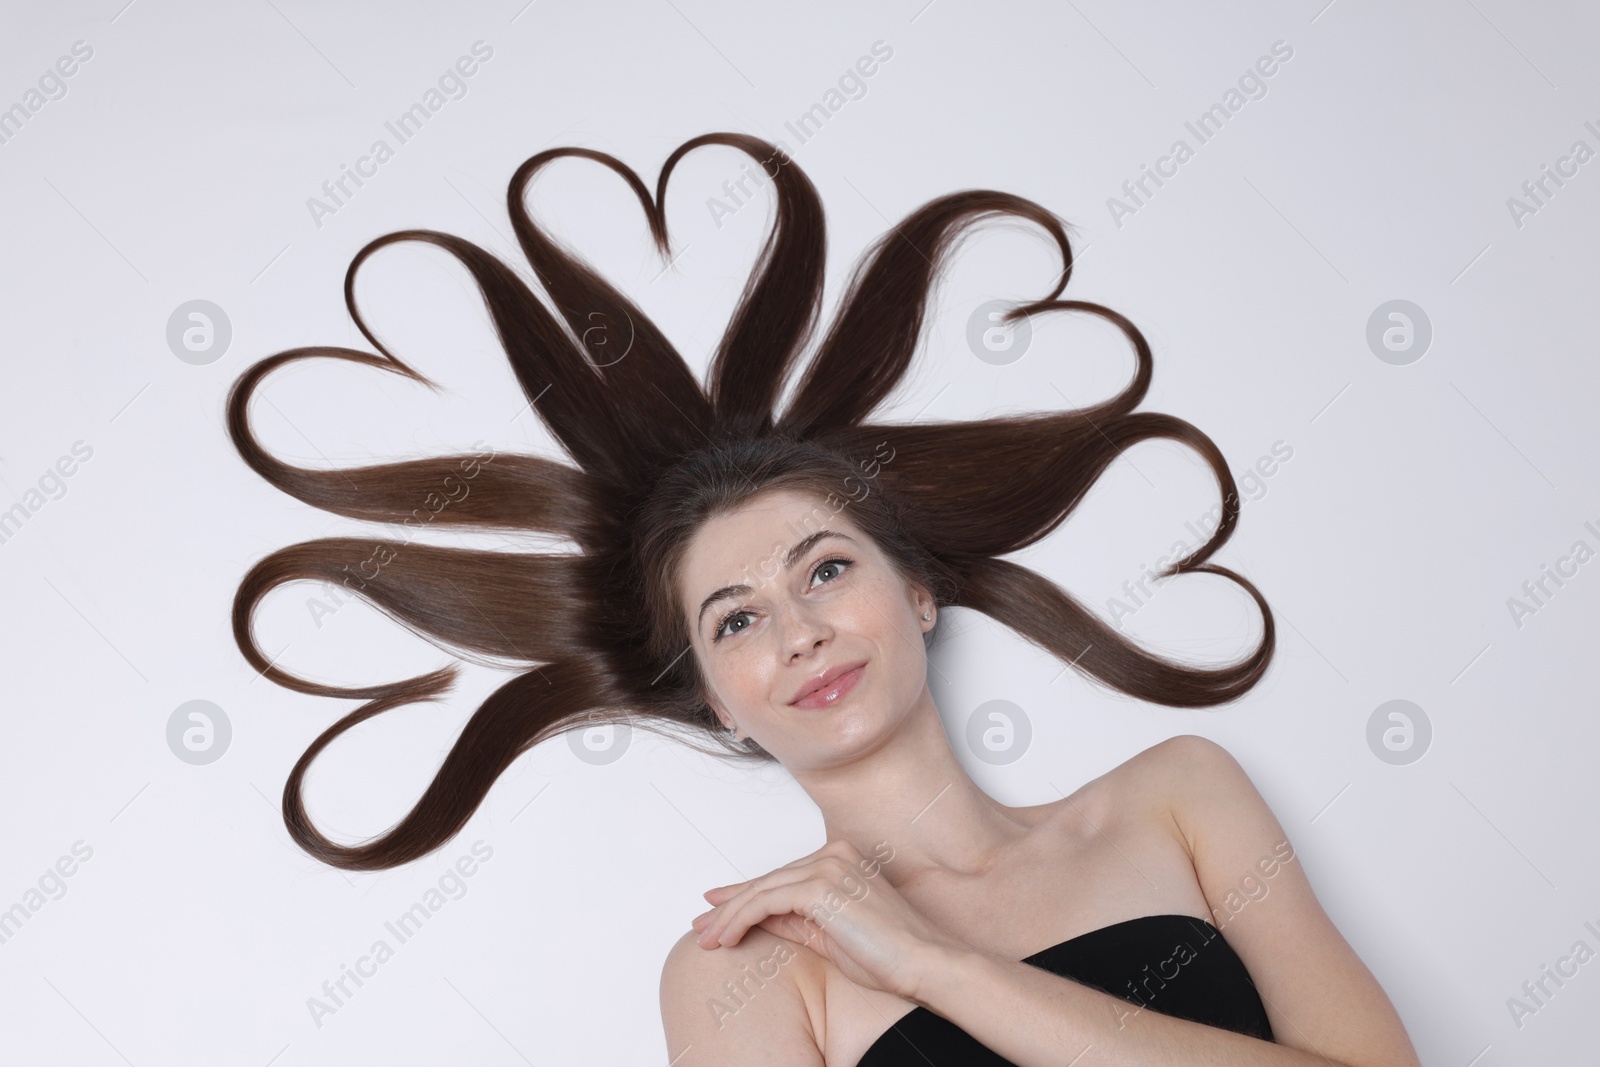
[715,611,751,640]
[811,557,852,586]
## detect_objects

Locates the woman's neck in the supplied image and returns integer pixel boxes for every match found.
[793,686,1036,889]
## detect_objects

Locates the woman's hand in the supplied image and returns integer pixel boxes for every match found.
[688,838,967,1001]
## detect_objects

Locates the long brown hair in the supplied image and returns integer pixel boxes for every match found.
[227,131,1274,872]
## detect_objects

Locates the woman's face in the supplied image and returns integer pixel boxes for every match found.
[676,487,936,772]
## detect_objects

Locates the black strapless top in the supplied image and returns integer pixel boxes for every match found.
[855,914,1273,1065]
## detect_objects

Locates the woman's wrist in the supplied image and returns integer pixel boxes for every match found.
[903,938,992,1009]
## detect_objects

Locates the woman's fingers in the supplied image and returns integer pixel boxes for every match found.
[705,876,832,948]
[683,841,927,997]
[696,858,840,943]
[694,842,887,952]
[704,855,871,948]
[696,868,815,945]
[702,840,865,903]
[756,912,823,951]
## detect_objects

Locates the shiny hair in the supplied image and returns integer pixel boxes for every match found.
[227,131,1274,871]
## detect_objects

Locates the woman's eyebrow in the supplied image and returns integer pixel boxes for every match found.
[695,530,859,630]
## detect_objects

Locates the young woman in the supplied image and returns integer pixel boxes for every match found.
[227,132,1421,1065]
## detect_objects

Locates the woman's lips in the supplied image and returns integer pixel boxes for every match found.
[790,664,866,709]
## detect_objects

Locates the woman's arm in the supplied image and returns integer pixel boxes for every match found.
[902,735,1422,1067]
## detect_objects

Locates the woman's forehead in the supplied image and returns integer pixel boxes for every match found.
[680,492,868,601]
[689,490,840,558]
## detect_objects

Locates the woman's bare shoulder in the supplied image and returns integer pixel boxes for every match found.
[1030,734,1219,839]
[659,926,826,1067]
[1113,733,1227,792]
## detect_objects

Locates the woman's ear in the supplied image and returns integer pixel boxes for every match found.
[704,690,740,738]
[908,579,934,626]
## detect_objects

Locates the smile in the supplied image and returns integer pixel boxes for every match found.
[790,664,866,709]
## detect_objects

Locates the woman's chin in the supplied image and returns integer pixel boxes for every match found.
[780,708,897,767]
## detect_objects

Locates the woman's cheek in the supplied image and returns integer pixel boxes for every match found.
[733,657,768,702]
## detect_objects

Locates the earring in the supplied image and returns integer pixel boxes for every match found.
[922,611,932,621]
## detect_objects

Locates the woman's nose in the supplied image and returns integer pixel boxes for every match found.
[778,601,831,653]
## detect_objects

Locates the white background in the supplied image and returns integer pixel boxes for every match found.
[1,0,1597,1063]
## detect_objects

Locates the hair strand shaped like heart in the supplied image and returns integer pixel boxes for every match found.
[225,131,1276,871]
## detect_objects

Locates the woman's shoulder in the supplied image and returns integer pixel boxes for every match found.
[1111,732,1235,793]
[659,925,826,1066]
[1030,733,1230,841]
